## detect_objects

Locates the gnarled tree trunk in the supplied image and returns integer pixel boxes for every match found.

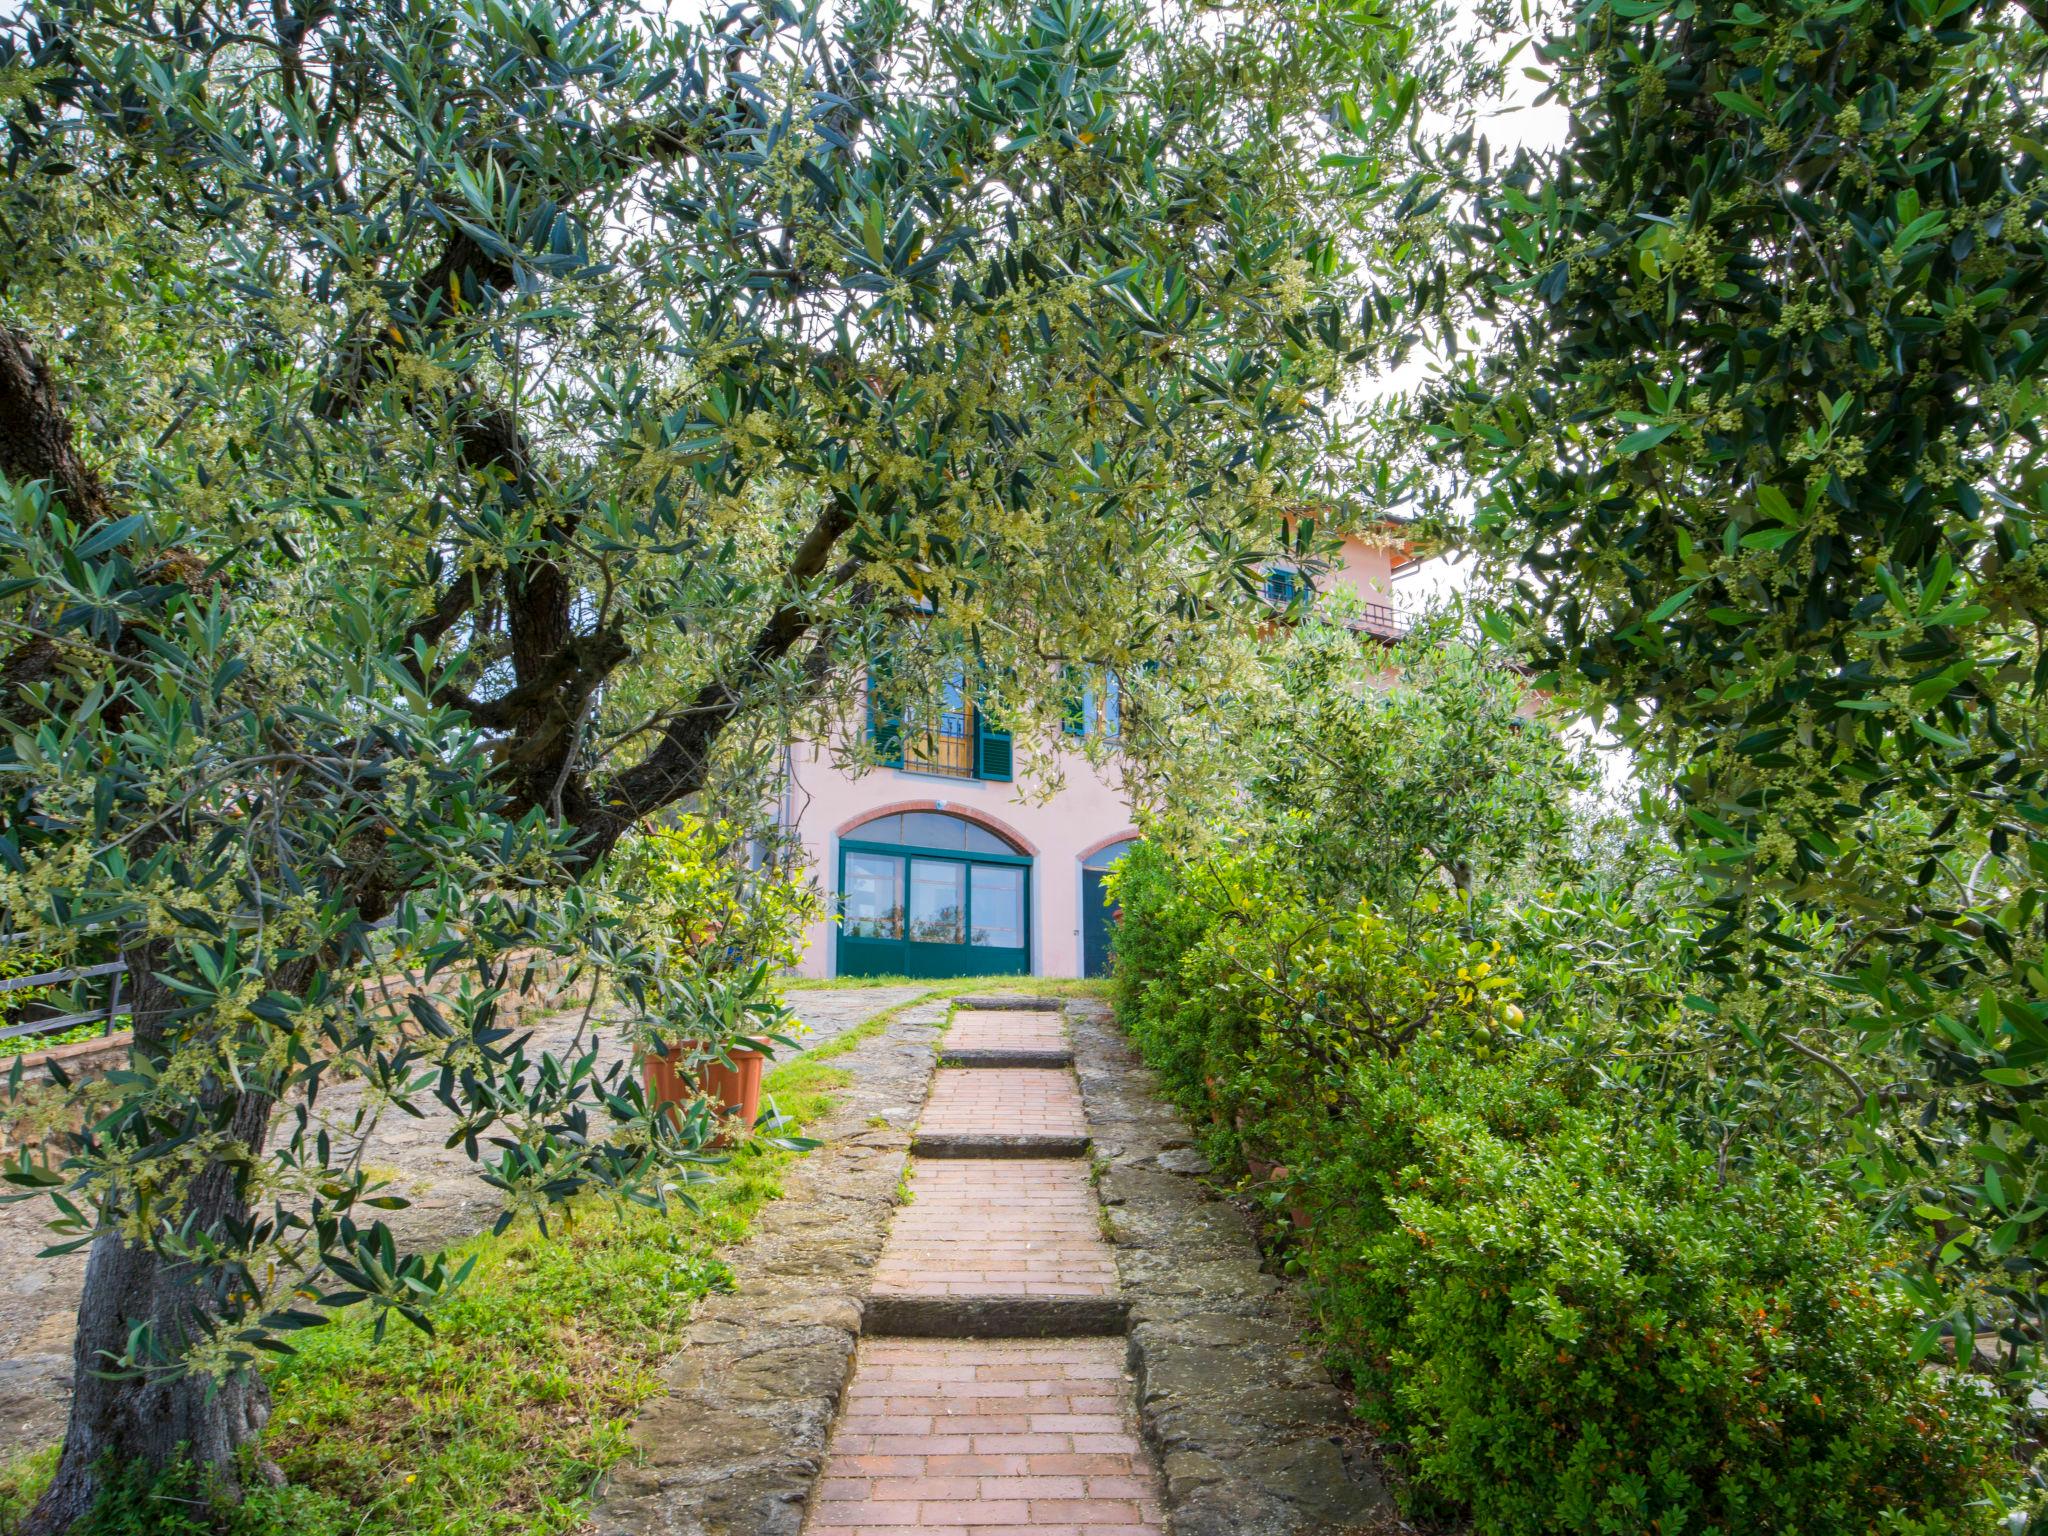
[24,967,279,1536]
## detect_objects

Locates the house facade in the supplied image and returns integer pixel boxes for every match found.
[779,533,1417,979]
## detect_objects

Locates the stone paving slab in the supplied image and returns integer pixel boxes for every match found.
[1066,1001,1393,1536]
[862,1295,1130,1339]
[803,1337,1165,1536]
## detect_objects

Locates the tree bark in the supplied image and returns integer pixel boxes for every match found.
[24,964,281,1535]
[0,326,114,707]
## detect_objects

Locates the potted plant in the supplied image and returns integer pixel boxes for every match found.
[645,1037,767,1143]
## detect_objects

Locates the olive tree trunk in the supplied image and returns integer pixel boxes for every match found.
[24,966,279,1536]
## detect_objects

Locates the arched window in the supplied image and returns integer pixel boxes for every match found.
[1082,837,1138,871]
[845,811,1020,857]
[1081,837,1141,978]
[838,812,1031,978]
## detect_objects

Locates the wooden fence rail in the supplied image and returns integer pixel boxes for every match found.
[0,955,128,1043]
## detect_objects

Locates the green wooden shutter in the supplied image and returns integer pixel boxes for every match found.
[868,661,903,767]
[974,710,1013,781]
[1061,666,1091,737]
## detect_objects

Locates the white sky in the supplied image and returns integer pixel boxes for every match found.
[1391,0,1569,611]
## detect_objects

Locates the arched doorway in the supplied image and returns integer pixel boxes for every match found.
[837,811,1031,978]
[1081,837,1139,979]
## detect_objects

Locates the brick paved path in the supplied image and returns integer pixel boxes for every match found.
[809,1338,1162,1535]
[873,1159,1116,1300]
[945,1007,1069,1056]
[804,1001,1165,1535]
[918,1068,1088,1142]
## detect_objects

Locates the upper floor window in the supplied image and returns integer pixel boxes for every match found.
[1264,565,1309,605]
[868,663,1012,783]
[1062,666,1123,740]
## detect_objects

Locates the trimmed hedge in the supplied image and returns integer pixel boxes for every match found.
[1110,841,2014,1535]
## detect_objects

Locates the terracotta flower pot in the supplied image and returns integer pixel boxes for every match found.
[645,1041,766,1145]
[1202,1077,1227,1126]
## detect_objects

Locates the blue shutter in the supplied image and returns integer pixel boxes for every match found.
[1103,670,1121,739]
[1264,567,1297,604]
[974,710,1013,781]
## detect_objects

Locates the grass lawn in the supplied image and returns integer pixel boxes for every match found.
[0,981,984,1536]
[783,972,1111,998]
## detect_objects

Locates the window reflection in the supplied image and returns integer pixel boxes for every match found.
[970,864,1024,949]
[842,854,904,939]
[908,859,966,944]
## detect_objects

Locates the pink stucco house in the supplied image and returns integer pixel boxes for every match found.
[779,533,1419,979]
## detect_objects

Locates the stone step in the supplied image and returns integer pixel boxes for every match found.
[941,1007,1071,1073]
[870,1158,1122,1340]
[864,1294,1130,1338]
[950,994,1064,1011]
[938,1045,1075,1069]
[910,1131,1092,1158]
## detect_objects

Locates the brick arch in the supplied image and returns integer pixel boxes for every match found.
[1078,828,1143,864]
[834,799,1040,857]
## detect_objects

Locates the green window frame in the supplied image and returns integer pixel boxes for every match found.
[835,833,1031,979]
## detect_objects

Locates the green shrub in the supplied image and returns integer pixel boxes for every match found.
[1112,844,1521,1146]
[1112,848,2018,1535]
[1346,1050,2008,1534]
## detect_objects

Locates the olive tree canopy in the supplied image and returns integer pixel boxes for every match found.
[0,0,1442,1524]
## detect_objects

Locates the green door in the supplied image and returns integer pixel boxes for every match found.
[1081,838,1138,979]
[837,824,1030,979]
[1082,868,1116,979]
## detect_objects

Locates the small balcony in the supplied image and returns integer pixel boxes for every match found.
[900,708,978,780]
[1355,600,1412,641]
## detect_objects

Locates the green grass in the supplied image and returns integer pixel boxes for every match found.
[252,1044,883,1536]
[0,992,945,1536]
[0,1020,106,1058]
[0,1448,55,1533]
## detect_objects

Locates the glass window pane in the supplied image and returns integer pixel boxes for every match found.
[970,865,1024,949]
[850,814,902,845]
[961,823,1011,856]
[1104,670,1121,738]
[938,666,969,739]
[1083,838,1138,872]
[842,854,903,939]
[900,812,969,850]
[908,859,966,944]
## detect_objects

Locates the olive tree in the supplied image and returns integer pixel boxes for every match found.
[0,0,1440,1523]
